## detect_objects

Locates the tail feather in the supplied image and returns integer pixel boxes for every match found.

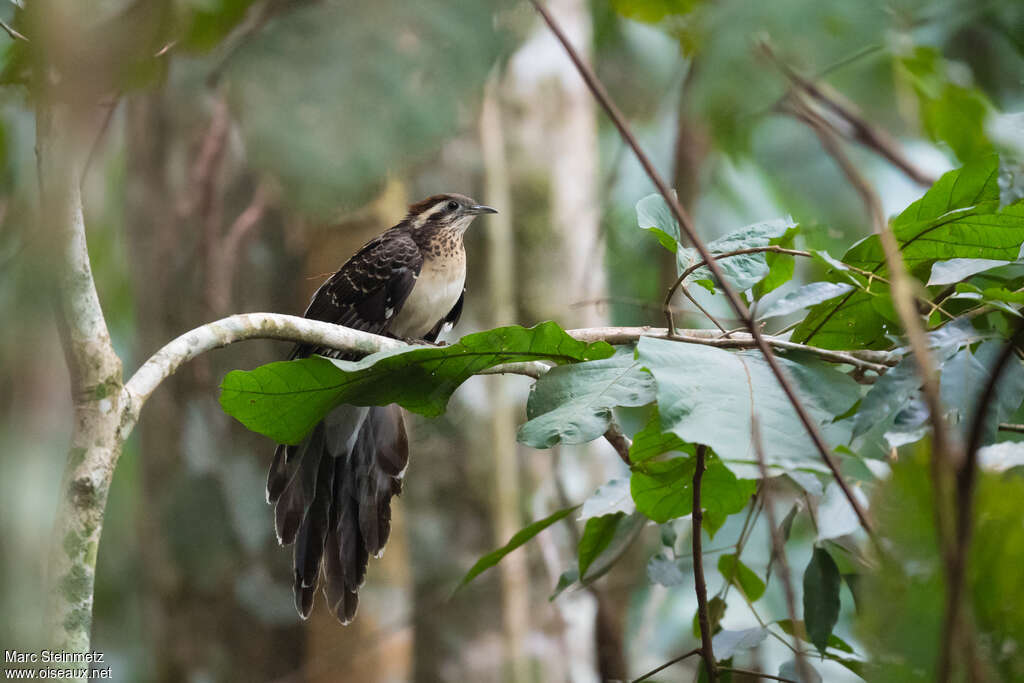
[267,444,299,504]
[270,404,407,624]
[293,427,335,599]
[273,427,325,546]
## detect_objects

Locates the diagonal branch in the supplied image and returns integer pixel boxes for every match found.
[761,41,937,187]
[942,319,1024,683]
[0,18,28,42]
[529,0,874,536]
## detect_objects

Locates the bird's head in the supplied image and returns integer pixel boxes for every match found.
[405,193,498,233]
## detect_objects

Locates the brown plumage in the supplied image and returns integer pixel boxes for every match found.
[267,193,496,623]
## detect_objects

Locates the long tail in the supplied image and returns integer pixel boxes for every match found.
[266,404,408,623]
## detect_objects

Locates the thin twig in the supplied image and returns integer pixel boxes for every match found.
[761,41,936,187]
[208,180,272,316]
[665,246,810,334]
[998,423,1024,433]
[753,416,813,683]
[677,281,731,336]
[717,666,798,683]
[82,95,122,183]
[530,0,874,536]
[631,648,702,683]
[0,18,27,42]
[942,320,1024,682]
[603,422,632,467]
[692,444,718,681]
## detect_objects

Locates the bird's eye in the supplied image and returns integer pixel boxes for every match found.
[446,200,459,212]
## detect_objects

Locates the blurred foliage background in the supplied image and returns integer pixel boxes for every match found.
[1,0,1022,681]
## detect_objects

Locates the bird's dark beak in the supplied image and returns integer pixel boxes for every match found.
[468,204,498,215]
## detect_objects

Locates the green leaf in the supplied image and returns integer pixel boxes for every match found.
[753,225,800,298]
[637,337,860,471]
[578,513,623,577]
[687,219,797,292]
[549,567,578,601]
[611,0,699,23]
[852,355,922,440]
[220,322,613,445]
[517,347,655,448]
[579,512,646,583]
[455,506,577,592]
[803,547,842,654]
[180,0,258,53]
[636,193,681,252]
[630,455,756,524]
[794,156,1024,349]
[718,553,766,601]
[758,282,854,319]
[629,407,692,463]
[927,258,1013,286]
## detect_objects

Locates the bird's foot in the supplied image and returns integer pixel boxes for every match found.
[398,336,444,347]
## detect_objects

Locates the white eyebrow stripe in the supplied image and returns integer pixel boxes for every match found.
[410,201,448,229]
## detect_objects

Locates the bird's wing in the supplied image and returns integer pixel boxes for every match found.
[293,230,423,358]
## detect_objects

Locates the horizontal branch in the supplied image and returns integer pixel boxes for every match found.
[567,326,894,373]
[118,313,553,440]
[118,314,895,444]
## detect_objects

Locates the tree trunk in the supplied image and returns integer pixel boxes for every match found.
[38,98,123,679]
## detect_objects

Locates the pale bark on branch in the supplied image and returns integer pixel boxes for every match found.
[39,100,124,665]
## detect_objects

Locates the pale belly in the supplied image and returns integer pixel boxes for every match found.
[389,259,465,339]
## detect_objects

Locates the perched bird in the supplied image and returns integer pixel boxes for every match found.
[267,193,497,624]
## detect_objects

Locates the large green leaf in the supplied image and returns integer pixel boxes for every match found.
[220,322,614,444]
[517,347,655,448]
[637,337,860,472]
[758,282,854,319]
[628,407,692,463]
[630,455,756,523]
[803,546,842,654]
[794,157,1024,349]
[455,506,577,592]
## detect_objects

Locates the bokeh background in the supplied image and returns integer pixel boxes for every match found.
[2,0,1022,681]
